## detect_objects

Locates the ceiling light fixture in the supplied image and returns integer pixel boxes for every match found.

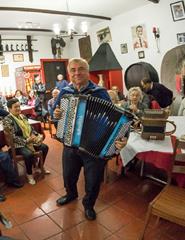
[17,22,41,29]
[52,0,88,39]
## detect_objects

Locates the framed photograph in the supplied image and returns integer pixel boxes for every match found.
[170,1,185,21]
[96,27,112,44]
[177,32,185,44]
[13,54,24,62]
[120,43,128,54]
[1,64,9,77]
[138,51,145,59]
[131,24,148,50]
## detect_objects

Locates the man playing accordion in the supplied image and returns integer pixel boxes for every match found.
[53,58,128,220]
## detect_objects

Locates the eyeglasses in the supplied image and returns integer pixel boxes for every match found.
[69,67,87,73]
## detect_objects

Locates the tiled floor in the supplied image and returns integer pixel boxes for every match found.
[0,129,185,240]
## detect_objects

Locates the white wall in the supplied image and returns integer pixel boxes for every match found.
[0,35,69,94]
[70,0,185,93]
[1,0,185,95]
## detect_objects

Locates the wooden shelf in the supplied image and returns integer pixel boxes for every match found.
[0,50,38,53]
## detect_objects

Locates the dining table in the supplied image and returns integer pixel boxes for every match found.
[120,116,185,187]
[20,105,35,116]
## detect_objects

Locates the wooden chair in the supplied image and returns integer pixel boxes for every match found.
[3,130,45,178]
[139,136,185,240]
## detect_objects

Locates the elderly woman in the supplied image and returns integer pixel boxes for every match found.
[3,98,49,185]
[122,87,148,117]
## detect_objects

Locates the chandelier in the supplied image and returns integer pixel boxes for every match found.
[52,0,88,39]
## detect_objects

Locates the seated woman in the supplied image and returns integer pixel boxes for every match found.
[15,89,28,105]
[27,90,37,119]
[3,98,49,185]
[122,87,148,117]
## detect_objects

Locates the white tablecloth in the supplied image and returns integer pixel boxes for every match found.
[120,116,185,166]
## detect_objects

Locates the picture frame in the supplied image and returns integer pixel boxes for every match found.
[120,43,128,54]
[131,24,148,50]
[138,51,145,59]
[177,32,185,44]
[13,53,24,62]
[170,1,185,22]
[96,27,112,44]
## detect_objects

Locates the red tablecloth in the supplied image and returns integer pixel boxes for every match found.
[136,136,185,187]
[21,106,35,116]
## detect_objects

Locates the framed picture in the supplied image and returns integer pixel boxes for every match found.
[138,51,145,59]
[131,24,148,50]
[177,32,185,44]
[170,1,185,21]
[96,27,112,44]
[13,54,24,62]
[1,64,9,77]
[120,43,128,54]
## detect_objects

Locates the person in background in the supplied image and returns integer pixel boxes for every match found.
[32,75,46,102]
[3,98,49,185]
[0,108,9,118]
[47,88,60,129]
[122,87,147,117]
[0,150,23,188]
[141,78,173,108]
[0,93,7,110]
[53,58,128,221]
[56,74,69,91]
[107,90,120,106]
[111,85,126,101]
[14,90,28,105]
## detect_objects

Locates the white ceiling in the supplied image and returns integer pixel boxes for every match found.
[0,0,152,36]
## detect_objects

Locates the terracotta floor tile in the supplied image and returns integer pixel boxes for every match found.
[31,191,61,213]
[48,207,85,230]
[97,206,134,233]
[20,215,62,240]
[115,218,144,240]
[2,226,29,240]
[114,193,148,218]
[131,179,163,202]
[47,221,112,240]
[105,235,122,240]
[1,131,184,239]
[44,176,64,191]
[11,200,45,224]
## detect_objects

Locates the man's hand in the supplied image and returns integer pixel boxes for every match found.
[115,137,128,151]
[53,105,62,119]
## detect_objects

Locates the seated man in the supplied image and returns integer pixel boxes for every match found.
[0,150,23,188]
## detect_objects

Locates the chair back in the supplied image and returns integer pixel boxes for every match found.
[3,129,44,176]
[168,136,185,184]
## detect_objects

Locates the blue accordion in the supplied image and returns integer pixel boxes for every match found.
[57,95,133,159]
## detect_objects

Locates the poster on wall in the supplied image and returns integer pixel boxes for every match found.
[131,24,148,50]
[78,35,92,62]
[1,64,9,77]
[96,27,112,44]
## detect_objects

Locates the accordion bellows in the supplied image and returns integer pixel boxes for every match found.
[57,95,133,159]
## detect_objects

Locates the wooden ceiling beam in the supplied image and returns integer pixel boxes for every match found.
[0,7,111,20]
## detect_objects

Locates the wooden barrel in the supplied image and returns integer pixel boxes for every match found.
[124,62,159,90]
